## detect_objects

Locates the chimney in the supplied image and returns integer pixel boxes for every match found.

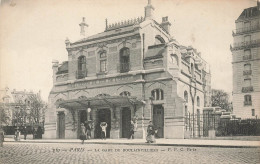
[161,16,171,34]
[79,17,88,37]
[144,0,155,20]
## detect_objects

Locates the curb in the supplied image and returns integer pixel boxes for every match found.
[4,140,260,148]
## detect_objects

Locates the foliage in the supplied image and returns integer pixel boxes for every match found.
[0,104,10,126]
[211,89,232,112]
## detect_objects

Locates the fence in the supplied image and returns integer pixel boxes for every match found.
[185,113,260,138]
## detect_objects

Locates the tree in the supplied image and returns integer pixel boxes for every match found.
[211,89,232,112]
[27,94,47,125]
[0,105,10,126]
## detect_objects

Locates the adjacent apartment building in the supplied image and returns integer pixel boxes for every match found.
[231,1,260,118]
[44,0,211,139]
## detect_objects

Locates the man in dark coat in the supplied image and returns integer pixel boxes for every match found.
[146,121,155,143]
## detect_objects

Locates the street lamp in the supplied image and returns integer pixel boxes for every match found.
[87,102,91,121]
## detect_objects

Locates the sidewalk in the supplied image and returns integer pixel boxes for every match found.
[4,137,260,148]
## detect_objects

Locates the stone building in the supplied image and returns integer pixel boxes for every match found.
[44,0,211,139]
[0,87,42,126]
[231,1,260,119]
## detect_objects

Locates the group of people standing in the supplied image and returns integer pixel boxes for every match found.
[14,126,43,141]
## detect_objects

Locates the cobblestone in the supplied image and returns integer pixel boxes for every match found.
[0,142,260,164]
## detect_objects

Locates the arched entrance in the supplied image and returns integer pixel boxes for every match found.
[95,108,111,138]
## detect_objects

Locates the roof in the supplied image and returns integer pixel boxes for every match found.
[237,6,260,20]
[71,17,144,46]
[56,61,68,75]
[144,44,166,60]
[57,96,144,110]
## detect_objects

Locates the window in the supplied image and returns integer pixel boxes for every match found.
[120,91,131,97]
[184,91,188,103]
[252,109,255,116]
[119,48,130,73]
[244,78,251,87]
[197,96,200,107]
[151,89,164,100]
[78,56,86,71]
[244,63,251,70]
[244,95,252,106]
[100,60,107,72]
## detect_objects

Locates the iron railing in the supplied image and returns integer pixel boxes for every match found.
[244,101,252,106]
[243,55,252,60]
[242,86,254,93]
[118,62,130,73]
[76,70,87,79]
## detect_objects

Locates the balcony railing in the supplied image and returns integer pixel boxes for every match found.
[243,70,252,75]
[244,101,252,106]
[233,24,260,35]
[242,86,254,93]
[243,55,252,60]
[118,62,130,73]
[230,39,260,51]
[76,70,87,79]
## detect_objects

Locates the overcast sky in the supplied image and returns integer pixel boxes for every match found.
[0,0,257,101]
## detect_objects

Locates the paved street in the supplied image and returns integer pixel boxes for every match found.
[0,142,260,164]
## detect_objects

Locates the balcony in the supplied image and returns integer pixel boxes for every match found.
[76,70,87,79]
[243,70,252,75]
[118,62,130,73]
[230,39,260,51]
[244,101,252,106]
[243,55,252,60]
[232,24,260,36]
[242,86,254,93]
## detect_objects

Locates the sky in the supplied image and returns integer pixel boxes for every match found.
[0,0,257,101]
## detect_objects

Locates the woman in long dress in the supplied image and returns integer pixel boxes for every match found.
[80,123,86,144]
[146,121,155,143]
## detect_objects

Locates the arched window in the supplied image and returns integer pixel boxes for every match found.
[120,91,131,97]
[77,56,87,79]
[155,35,165,44]
[119,47,130,73]
[184,91,188,103]
[78,56,86,71]
[197,96,200,107]
[151,89,164,100]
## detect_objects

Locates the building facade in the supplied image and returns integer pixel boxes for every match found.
[0,87,43,126]
[44,0,211,139]
[231,2,260,118]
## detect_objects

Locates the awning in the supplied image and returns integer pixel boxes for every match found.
[56,96,144,110]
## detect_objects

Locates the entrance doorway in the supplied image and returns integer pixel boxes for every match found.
[57,112,65,139]
[95,108,111,138]
[78,110,87,138]
[153,105,164,138]
[121,107,131,138]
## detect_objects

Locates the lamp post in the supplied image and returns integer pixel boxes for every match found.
[87,102,91,121]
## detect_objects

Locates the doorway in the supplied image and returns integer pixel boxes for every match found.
[153,105,164,138]
[78,110,87,138]
[121,107,131,138]
[95,108,111,138]
[57,112,65,139]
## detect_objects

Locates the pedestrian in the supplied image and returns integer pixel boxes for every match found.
[128,120,135,139]
[146,121,155,143]
[100,122,107,140]
[32,127,37,139]
[37,126,43,139]
[23,126,27,140]
[80,123,86,144]
[85,122,91,140]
